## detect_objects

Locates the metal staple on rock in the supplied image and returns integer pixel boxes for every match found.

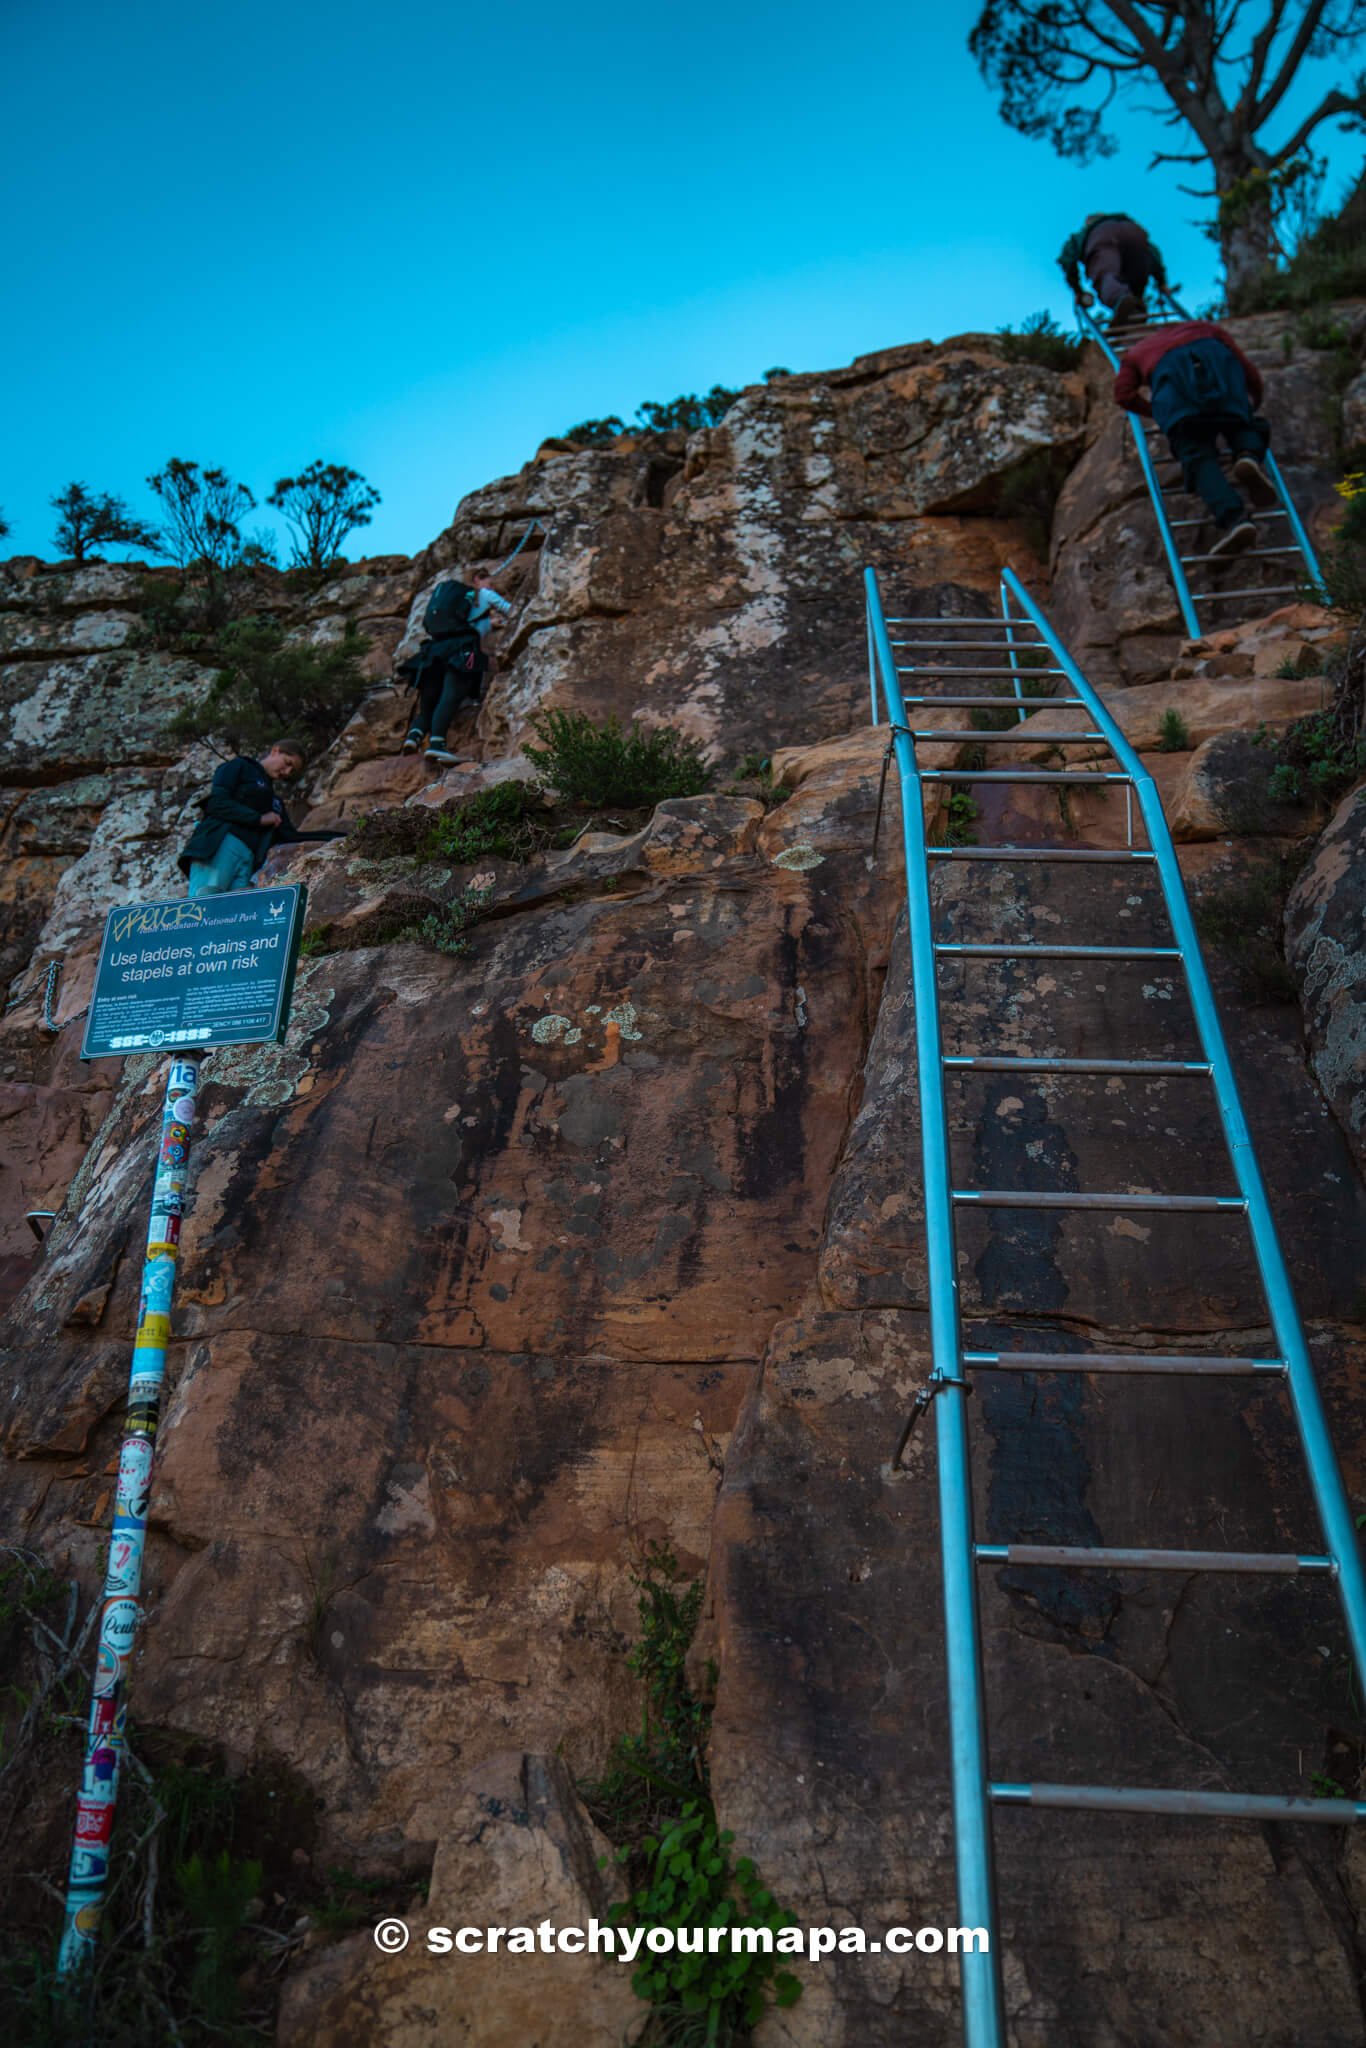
[892,1372,972,1472]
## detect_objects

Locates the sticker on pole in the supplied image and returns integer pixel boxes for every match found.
[81,886,308,1061]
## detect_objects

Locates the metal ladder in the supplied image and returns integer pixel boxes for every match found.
[864,563,1366,2048]
[1075,288,1326,637]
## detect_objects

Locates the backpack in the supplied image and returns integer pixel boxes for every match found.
[423,579,478,645]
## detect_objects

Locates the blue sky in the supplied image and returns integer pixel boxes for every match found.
[2,0,1360,562]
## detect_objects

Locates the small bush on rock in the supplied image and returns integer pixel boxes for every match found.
[171,616,371,757]
[1158,709,1192,751]
[351,783,549,867]
[526,709,713,808]
[995,311,1084,373]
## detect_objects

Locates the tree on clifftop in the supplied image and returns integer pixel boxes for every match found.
[266,461,381,577]
[147,458,256,577]
[969,0,1366,301]
[50,481,161,565]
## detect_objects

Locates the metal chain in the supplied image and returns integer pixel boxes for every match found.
[40,959,61,1033]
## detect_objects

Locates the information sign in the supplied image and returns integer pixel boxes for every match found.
[81,885,307,1060]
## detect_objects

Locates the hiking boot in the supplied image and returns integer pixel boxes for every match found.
[1232,456,1278,507]
[1210,518,1257,559]
[425,742,460,766]
[402,728,424,753]
[1112,291,1146,326]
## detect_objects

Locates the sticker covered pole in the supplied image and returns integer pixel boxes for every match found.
[56,1053,201,1977]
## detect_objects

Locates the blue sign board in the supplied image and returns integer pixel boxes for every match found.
[81,885,308,1061]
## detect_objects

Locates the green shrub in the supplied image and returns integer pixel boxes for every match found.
[944,788,981,845]
[562,416,628,447]
[526,709,713,808]
[995,311,1084,373]
[351,782,547,867]
[1158,708,1192,752]
[610,1803,800,2043]
[1275,645,1326,679]
[1230,169,1366,313]
[305,885,491,959]
[1310,542,1366,619]
[728,753,795,809]
[562,386,741,444]
[171,616,371,757]
[582,1547,800,2046]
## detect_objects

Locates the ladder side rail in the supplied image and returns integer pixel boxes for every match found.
[999,566,1366,1695]
[1262,446,1328,598]
[1074,298,1202,638]
[865,566,1007,2048]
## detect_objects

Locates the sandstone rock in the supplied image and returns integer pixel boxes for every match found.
[277,1753,639,2048]
[1167,729,1318,841]
[1286,783,1366,1171]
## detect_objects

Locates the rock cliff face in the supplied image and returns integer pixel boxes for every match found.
[3,311,1366,2045]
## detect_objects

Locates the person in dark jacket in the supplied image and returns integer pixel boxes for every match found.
[1114,319,1278,557]
[1058,213,1168,325]
[177,741,344,897]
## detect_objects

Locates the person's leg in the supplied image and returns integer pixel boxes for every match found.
[1112,218,1153,305]
[426,660,476,762]
[1086,241,1126,309]
[186,832,255,898]
[1167,419,1247,528]
[1218,414,1278,508]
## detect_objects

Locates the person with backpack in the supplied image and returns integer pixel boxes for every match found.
[1058,213,1168,326]
[400,570,512,765]
[1114,318,1277,558]
[177,740,346,897]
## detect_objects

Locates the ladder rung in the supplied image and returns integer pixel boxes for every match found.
[911,729,1106,744]
[1179,547,1301,566]
[975,1543,1330,1574]
[946,1056,1206,1073]
[922,769,1129,785]
[1188,584,1303,602]
[953,1189,1245,1211]
[928,848,1155,863]
[991,1783,1365,1822]
[964,1350,1285,1376]
[936,945,1178,960]
[895,665,1064,676]
[885,619,1044,630]
[1170,510,1287,528]
[903,695,1084,709]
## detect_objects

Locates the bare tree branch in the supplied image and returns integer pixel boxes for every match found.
[1269,83,1366,164]
[1238,0,1291,118]
[1253,0,1331,127]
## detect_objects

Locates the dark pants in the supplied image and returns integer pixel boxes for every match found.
[1085,218,1152,309]
[419,649,486,741]
[1166,414,1272,528]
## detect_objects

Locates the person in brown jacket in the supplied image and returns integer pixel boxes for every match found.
[1114,319,1277,557]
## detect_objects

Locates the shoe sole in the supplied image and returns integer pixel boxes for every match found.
[1210,523,1257,559]
[1232,458,1278,507]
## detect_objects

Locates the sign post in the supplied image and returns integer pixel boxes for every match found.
[56,883,306,1978]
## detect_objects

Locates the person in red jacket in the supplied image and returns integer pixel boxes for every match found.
[1114,319,1278,558]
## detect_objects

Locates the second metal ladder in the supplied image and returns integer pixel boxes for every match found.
[1076,288,1326,637]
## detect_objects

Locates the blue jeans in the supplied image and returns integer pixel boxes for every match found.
[187,832,256,898]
